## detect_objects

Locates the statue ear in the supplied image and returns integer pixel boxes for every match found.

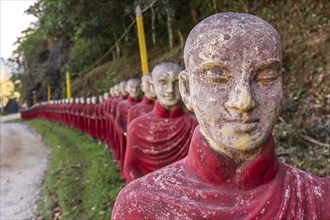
[149,78,156,96]
[179,70,193,112]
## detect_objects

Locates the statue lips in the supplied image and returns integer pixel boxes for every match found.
[223,118,259,133]
[164,94,175,100]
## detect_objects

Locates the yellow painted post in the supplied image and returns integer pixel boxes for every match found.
[47,85,51,101]
[66,71,72,99]
[136,5,149,75]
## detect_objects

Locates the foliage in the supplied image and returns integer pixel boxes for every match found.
[26,119,123,219]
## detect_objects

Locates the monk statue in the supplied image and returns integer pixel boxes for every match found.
[127,73,156,124]
[115,78,142,171]
[108,84,122,153]
[104,87,115,149]
[79,97,86,133]
[113,13,329,219]
[96,95,105,141]
[122,62,198,184]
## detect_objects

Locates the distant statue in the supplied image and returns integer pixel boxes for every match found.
[127,73,156,124]
[108,84,122,152]
[122,62,198,184]
[113,13,330,219]
[96,95,105,141]
[115,78,142,172]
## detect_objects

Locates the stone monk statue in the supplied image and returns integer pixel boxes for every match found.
[127,73,156,124]
[122,62,198,184]
[112,13,329,219]
[115,78,142,171]
[108,84,121,153]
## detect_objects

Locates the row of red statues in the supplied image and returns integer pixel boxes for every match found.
[21,63,198,185]
[21,13,329,220]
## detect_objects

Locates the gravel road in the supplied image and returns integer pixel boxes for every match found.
[0,114,49,220]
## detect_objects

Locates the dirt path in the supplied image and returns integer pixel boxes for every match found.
[0,114,49,220]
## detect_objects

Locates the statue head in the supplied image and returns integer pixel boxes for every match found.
[99,95,104,103]
[120,81,128,96]
[91,96,97,104]
[104,92,110,100]
[126,78,141,99]
[179,13,284,158]
[86,97,91,105]
[152,62,183,110]
[141,73,156,100]
[80,97,85,104]
[75,98,80,104]
[109,87,114,97]
[114,84,120,96]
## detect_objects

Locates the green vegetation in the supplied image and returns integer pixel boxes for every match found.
[26,119,123,219]
[0,112,9,116]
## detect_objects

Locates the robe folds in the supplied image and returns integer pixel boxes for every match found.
[127,96,155,124]
[115,96,141,169]
[113,126,330,219]
[103,97,114,148]
[123,101,198,183]
[94,102,104,141]
[109,96,127,156]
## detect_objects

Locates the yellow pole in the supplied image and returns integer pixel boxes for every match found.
[47,85,51,101]
[136,5,149,75]
[66,71,72,99]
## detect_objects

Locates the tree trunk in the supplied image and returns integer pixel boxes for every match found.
[116,42,120,58]
[151,5,156,47]
[191,8,198,23]
[177,29,185,49]
[212,0,218,13]
[123,24,129,42]
[166,7,174,49]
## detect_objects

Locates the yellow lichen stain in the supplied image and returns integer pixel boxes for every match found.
[217,127,252,150]
[237,86,255,110]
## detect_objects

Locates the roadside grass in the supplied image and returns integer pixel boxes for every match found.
[25,119,123,220]
[0,112,9,116]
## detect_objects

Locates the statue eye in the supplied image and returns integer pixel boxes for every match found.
[158,79,167,86]
[255,69,280,84]
[203,66,231,83]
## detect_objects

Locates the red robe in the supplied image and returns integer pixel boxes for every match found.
[110,96,127,159]
[127,96,155,124]
[123,101,198,183]
[113,126,330,219]
[115,96,141,169]
[94,102,103,141]
[104,97,114,148]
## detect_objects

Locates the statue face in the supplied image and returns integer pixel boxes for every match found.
[80,97,85,104]
[99,95,104,102]
[75,98,79,104]
[152,62,182,109]
[104,93,109,100]
[180,13,284,153]
[141,74,156,99]
[120,81,128,96]
[114,85,120,96]
[127,79,141,99]
[86,98,90,104]
[91,96,97,104]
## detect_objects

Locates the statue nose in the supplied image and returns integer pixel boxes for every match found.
[225,83,255,112]
[166,83,174,93]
